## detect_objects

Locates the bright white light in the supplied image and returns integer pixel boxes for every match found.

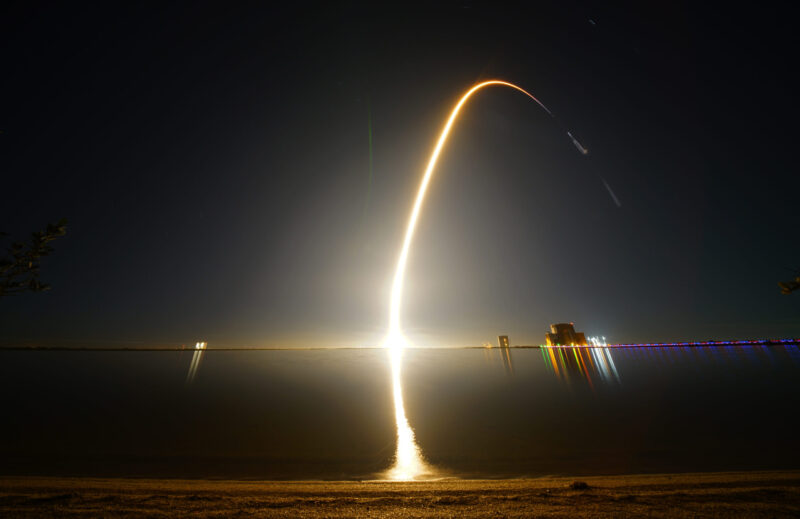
[383,331,430,480]
[588,336,607,347]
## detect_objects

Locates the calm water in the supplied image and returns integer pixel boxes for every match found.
[2,345,799,479]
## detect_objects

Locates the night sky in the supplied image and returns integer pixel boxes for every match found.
[2,2,798,348]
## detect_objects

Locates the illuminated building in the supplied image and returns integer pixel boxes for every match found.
[498,335,509,348]
[545,323,587,346]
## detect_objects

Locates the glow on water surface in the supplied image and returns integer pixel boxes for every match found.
[1,344,800,478]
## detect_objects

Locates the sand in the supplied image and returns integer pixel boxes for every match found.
[1,471,799,517]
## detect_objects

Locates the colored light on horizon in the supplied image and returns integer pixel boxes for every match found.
[539,338,799,349]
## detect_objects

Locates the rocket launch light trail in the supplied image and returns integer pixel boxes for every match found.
[383,80,588,480]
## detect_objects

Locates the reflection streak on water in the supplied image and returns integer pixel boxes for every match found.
[384,334,431,480]
[185,341,207,384]
[500,345,514,376]
[542,346,620,387]
[539,343,800,387]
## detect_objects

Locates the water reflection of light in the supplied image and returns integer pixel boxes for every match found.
[185,341,206,384]
[589,347,620,383]
[499,344,514,376]
[542,346,620,386]
[383,332,431,480]
[540,341,800,387]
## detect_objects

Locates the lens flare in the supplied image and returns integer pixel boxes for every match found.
[383,80,587,480]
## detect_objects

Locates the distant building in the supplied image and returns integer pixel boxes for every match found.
[545,323,587,346]
[498,335,510,348]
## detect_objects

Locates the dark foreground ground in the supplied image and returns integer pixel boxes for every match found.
[1,471,799,518]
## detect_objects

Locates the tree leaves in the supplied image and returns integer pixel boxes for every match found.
[0,219,67,297]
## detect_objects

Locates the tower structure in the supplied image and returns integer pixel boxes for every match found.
[545,322,587,346]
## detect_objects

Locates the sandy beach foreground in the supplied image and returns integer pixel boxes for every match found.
[1,471,799,518]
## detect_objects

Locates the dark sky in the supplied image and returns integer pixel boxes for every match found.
[1,2,798,347]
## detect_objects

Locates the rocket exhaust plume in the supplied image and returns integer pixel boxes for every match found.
[383,80,588,480]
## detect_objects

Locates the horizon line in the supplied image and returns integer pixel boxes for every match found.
[1,338,798,352]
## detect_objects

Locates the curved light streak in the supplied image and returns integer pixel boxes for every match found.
[387,80,561,338]
[383,80,586,480]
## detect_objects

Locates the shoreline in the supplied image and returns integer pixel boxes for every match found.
[2,470,799,517]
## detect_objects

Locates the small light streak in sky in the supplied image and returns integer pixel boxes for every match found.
[567,131,589,155]
[185,341,207,384]
[600,177,622,207]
